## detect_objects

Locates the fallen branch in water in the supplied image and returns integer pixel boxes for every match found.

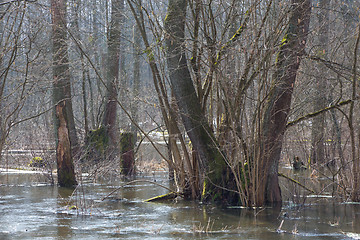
[101,179,181,201]
[278,172,315,193]
[144,192,179,202]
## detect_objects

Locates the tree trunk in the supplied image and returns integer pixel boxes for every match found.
[51,0,77,187]
[350,24,360,202]
[128,3,142,176]
[0,1,3,162]
[120,132,135,176]
[55,102,77,187]
[311,0,329,166]
[164,0,228,202]
[257,0,311,206]
[0,121,4,163]
[102,0,123,156]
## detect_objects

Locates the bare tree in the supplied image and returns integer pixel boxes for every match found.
[256,0,311,205]
[101,0,123,155]
[51,0,77,187]
[164,0,229,201]
[310,0,330,166]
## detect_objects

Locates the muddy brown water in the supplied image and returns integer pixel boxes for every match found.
[1,169,360,239]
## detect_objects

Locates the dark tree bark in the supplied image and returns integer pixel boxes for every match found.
[51,0,77,187]
[120,132,135,176]
[102,0,123,151]
[164,0,228,201]
[257,0,311,206]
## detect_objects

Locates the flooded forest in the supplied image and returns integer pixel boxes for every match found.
[1,0,360,239]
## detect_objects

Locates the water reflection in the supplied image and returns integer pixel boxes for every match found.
[0,170,360,239]
[56,187,74,239]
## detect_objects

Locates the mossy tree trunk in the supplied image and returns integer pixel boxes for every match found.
[51,0,78,187]
[164,0,230,202]
[256,0,311,206]
[120,132,135,176]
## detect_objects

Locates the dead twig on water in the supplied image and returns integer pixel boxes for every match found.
[101,179,181,201]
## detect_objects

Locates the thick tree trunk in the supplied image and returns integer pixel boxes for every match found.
[164,0,228,201]
[55,102,77,187]
[102,0,122,153]
[257,0,311,206]
[120,132,135,176]
[51,0,77,187]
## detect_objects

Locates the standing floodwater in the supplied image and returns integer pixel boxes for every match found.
[1,169,360,240]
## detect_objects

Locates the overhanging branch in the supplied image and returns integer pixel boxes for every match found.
[286,98,358,129]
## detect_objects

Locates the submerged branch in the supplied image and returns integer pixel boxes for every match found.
[101,180,181,201]
[278,172,315,193]
[144,192,178,202]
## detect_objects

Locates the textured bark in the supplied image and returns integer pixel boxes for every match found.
[164,0,228,201]
[130,14,141,136]
[102,0,122,150]
[0,90,3,164]
[120,132,135,176]
[55,102,77,187]
[257,0,311,206]
[350,24,360,202]
[51,0,78,153]
[0,1,3,162]
[51,0,77,187]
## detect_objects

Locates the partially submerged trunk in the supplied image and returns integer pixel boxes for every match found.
[51,0,78,187]
[120,132,135,176]
[164,0,230,202]
[256,0,311,206]
[55,102,77,187]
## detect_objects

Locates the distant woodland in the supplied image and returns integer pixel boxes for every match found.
[1,0,360,206]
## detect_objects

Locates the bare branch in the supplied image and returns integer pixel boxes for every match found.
[286,98,358,129]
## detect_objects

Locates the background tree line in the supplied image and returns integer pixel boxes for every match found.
[0,0,359,207]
